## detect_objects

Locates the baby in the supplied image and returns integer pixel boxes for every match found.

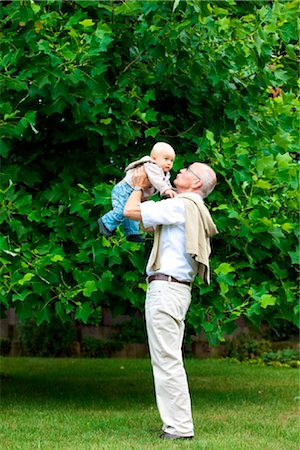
[98,142,177,242]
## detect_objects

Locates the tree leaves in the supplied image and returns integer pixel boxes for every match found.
[0,0,298,341]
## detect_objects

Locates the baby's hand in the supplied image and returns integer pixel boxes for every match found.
[163,189,177,198]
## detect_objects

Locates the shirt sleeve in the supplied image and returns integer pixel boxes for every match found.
[144,162,173,195]
[140,198,185,229]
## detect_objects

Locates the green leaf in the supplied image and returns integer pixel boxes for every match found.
[276,152,292,168]
[15,300,34,321]
[51,254,64,262]
[95,23,112,38]
[215,263,235,276]
[18,273,35,285]
[205,130,216,146]
[172,154,185,172]
[79,19,95,27]
[83,280,97,297]
[100,118,112,125]
[172,0,180,12]
[30,1,41,14]
[145,127,160,138]
[138,283,147,292]
[289,248,300,265]
[256,155,276,176]
[281,223,293,233]
[255,179,272,189]
[98,270,114,292]
[36,307,50,326]
[12,290,32,301]
[2,249,18,257]
[75,302,94,323]
[32,281,49,296]
[260,294,277,309]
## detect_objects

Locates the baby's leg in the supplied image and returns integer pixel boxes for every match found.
[101,182,129,232]
[123,218,140,237]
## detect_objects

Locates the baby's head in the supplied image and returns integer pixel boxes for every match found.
[150,142,176,173]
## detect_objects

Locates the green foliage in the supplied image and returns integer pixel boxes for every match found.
[0,338,11,356]
[225,334,273,360]
[0,0,299,343]
[81,337,123,358]
[18,316,76,356]
[261,348,300,367]
[224,334,300,368]
[266,318,299,341]
[113,315,147,343]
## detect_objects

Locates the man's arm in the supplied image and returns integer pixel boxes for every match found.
[123,167,151,221]
[124,190,143,221]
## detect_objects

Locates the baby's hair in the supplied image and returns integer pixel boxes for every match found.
[151,142,175,158]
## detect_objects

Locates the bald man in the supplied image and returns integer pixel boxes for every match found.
[124,162,218,440]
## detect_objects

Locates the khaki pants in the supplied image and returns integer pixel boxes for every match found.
[145,280,194,437]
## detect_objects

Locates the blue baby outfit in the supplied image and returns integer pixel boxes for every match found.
[101,181,139,237]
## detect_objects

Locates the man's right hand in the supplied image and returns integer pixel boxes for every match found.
[133,166,151,191]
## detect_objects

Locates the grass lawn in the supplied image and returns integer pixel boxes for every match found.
[0,357,299,450]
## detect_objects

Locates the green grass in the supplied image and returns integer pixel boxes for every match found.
[0,357,299,449]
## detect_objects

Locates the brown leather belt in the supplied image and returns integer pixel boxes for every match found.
[147,274,191,286]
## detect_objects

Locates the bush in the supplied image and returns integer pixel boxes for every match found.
[225,335,273,361]
[0,338,11,356]
[112,316,147,344]
[267,320,299,342]
[225,334,300,368]
[19,317,76,357]
[81,337,123,358]
[261,349,300,368]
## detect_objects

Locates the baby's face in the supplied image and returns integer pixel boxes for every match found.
[154,150,175,173]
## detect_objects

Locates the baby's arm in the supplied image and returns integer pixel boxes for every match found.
[144,162,175,196]
[163,188,177,198]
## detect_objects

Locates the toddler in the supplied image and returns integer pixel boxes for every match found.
[98,142,176,242]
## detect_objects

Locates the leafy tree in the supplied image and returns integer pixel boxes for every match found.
[0,0,298,344]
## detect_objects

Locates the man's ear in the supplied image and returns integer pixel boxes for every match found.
[192,179,202,189]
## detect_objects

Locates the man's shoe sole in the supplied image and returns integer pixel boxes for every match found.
[159,432,193,440]
[126,235,145,243]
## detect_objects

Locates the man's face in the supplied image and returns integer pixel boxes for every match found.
[174,164,201,190]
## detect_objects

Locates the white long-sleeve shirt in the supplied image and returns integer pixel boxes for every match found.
[140,197,199,282]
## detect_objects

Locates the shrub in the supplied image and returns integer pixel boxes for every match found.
[225,334,300,368]
[261,349,300,367]
[225,334,273,360]
[112,316,147,344]
[0,338,11,356]
[81,337,123,358]
[19,317,76,357]
[267,320,299,342]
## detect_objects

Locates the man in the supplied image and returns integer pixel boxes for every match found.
[124,162,218,440]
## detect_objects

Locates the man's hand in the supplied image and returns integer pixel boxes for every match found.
[132,166,151,191]
[124,166,150,222]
